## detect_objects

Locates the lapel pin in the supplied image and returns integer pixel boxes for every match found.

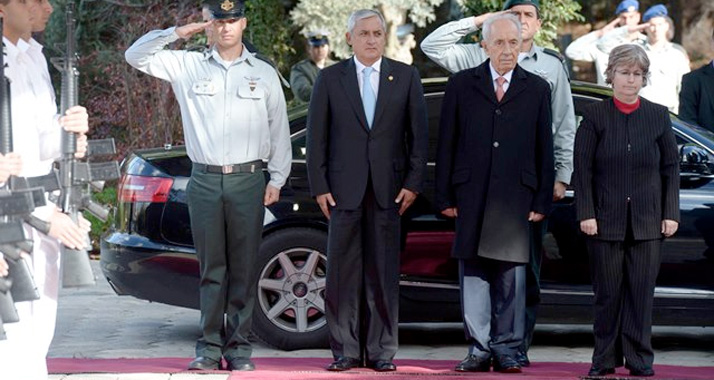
[388,75,394,81]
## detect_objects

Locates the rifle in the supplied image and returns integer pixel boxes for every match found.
[52,3,120,287]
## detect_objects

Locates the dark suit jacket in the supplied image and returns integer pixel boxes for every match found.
[574,98,680,241]
[306,57,428,210]
[435,62,554,263]
[679,62,714,133]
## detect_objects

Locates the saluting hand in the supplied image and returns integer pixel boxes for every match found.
[596,18,621,37]
[580,218,598,236]
[176,21,213,40]
[395,188,417,216]
[627,22,651,35]
[316,193,336,219]
[661,219,678,238]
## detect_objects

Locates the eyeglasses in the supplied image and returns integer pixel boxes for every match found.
[615,70,644,79]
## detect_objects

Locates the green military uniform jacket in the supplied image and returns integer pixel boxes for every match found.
[290,58,334,103]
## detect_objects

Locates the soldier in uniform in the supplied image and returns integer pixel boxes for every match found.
[597,4,690,113]
[421,0,576,368]
[290,30,334,103]
[125,0,291,372]
[565,0,645,85]
[1,0,92,379]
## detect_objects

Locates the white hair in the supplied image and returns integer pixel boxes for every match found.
[347,9,386,34]
[482,13,522,43]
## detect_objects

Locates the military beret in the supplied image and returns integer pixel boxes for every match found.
[502,0,539,11]
[615,0,639,15]
[209,0,245,20]
[642,4,668,23]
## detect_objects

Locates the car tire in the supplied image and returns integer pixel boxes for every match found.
[251,227,330,350]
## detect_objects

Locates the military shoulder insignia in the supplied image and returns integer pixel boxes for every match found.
[542,48,565,62]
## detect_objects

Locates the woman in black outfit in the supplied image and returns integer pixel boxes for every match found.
[574,44,680,377]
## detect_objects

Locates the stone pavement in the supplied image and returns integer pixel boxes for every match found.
[44,261,714,379]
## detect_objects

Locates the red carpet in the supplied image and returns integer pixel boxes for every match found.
[47,357,714,379]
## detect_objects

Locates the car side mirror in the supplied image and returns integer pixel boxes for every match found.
[679,144,713,188]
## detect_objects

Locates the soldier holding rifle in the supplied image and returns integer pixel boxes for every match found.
[0,0,92,378]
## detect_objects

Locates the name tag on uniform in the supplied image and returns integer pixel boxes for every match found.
[192,79,218,96]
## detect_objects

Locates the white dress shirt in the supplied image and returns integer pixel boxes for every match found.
[354,56,381,99]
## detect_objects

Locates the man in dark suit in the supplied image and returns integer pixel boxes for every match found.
[680,31,714,133]
[435,14,553,373]
[306,9,428,373]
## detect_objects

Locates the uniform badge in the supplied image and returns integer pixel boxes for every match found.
[245,76,261,92]
[221,0,235,11]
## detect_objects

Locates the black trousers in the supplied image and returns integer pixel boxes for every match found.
[325,180,401,362]
[587,227,662,370]
[187,165,265,361]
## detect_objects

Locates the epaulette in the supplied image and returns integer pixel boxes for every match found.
[253,52,291,89]
[542,47,565,62]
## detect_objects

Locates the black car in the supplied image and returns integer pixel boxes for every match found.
[100,79,714,350]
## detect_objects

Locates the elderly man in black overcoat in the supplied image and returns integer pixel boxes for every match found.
[435,13,554,373]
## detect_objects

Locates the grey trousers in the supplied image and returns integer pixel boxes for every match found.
[187,165,265,361]
[460,257,524,359]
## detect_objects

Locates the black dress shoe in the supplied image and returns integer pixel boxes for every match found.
[188,356,222,370]
[227,358,255,371]
[587,365,615,376]
[327,356,361,371]
[515,350,531,367]
[454,354,491,372]
[629,366,655,377]
[493,355,522,373]
[371,360,397,372]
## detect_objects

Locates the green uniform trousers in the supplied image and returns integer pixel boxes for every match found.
[187,164,265,361]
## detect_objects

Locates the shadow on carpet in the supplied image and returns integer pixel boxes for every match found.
[47,357,714,379]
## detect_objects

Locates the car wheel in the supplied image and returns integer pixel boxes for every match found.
[251,227,329,350]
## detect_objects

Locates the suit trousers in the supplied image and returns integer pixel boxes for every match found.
[587,235,661,370]
[0,228,61,380]
[460,257,523,359]
[514,220,546,354]
[325,180,401,363]
[187,166,265,361]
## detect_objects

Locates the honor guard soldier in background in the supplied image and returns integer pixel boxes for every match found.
[597,3,690,113]
[290,29,334,103]
[421,0,576,367]
[565,0,644,85]
[125,0,291,372]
